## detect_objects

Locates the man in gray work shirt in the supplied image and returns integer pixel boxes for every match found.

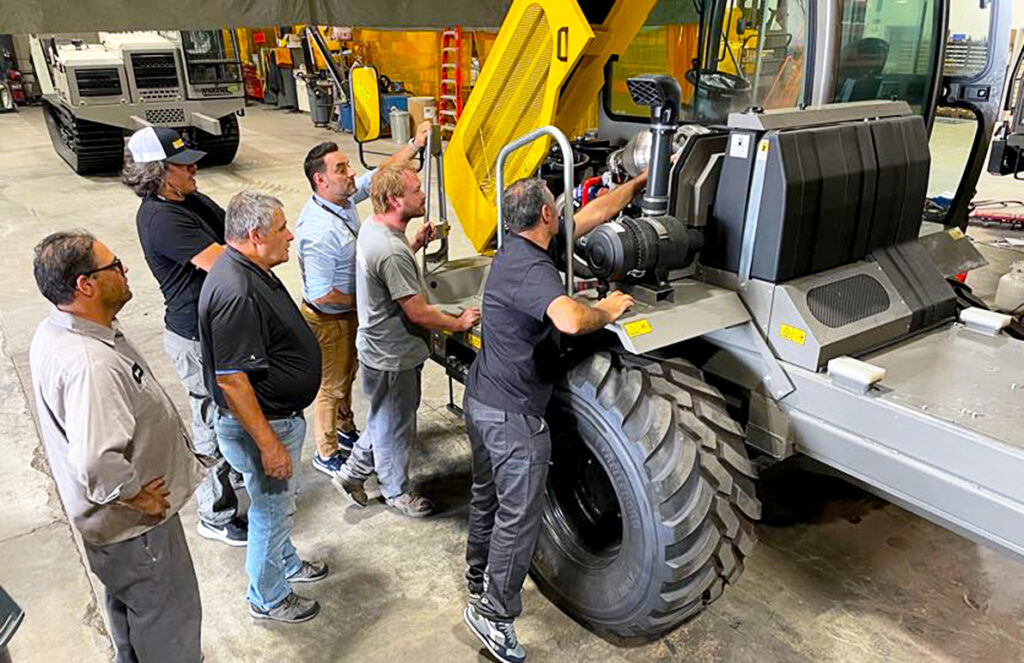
[29,231,205,663]
[333,164,480,517]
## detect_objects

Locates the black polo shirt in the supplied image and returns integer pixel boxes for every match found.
[136,192,225,340]
[198,247,322,416]
[467,234,567,416]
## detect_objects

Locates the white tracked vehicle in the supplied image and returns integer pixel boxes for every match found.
[30,30,244,174]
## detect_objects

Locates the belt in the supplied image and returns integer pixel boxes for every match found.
[301,300,355,320]
[218,408,302,422]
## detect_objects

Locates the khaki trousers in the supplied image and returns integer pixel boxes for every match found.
[301,300,359,458]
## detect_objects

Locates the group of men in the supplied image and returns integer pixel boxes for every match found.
[28,119,642,663]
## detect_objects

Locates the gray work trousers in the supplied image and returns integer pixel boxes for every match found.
[83,514,202,663]
[164,329,239,526]
[338,363,422,500]
[463,394,552,622]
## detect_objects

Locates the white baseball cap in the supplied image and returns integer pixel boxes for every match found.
[127,126,206,165]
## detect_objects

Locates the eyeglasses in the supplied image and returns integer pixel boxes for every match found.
[80,257,125,278]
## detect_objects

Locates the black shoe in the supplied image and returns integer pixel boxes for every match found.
[249,593,320,624]
[196,519,247,547]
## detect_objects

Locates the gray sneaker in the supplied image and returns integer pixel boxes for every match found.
[386,492,434,517]
[286,560,328,584]
[463,604,526,663]
[331,476,368,507]
[249,593,320,624]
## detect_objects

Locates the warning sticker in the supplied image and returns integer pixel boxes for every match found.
[779,323,806,345]
[729,134,751,159]
[172,138,185,148]
[468,333,482,350]
[948,227,965,240]
[624,319,652,337]
[756,139,770,161]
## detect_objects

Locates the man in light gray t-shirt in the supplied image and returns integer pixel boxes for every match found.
[354,218,431,370]
[334,164,479,517]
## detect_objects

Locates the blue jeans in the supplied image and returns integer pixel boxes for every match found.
[215,411,306,611]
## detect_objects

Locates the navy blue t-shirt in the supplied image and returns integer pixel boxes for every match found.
[466,233,566,416]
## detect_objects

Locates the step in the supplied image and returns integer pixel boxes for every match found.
[441,63,456,68]
[443,47,458,52]
[439,109,458,116]
[441,79,457,85]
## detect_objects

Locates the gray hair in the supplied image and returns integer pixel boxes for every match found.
[225,190,285,242]
[502,178,552,234]
[120,147,168,198]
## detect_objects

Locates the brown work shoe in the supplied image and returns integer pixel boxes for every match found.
[331,476,368,507]
[385,492,435,518]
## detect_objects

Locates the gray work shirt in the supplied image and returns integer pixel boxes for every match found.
[355,217,430,371]
[30,310,204,545]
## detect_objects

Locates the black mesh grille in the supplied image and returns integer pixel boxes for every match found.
[626,79,664,107]
[75,68,122,97]
[131,53,179,89]
[806,274,890,328]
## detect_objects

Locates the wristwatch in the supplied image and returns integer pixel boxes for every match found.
[409,138,421,150]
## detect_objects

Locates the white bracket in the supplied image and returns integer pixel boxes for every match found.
[959,307,1012,336]
[827,356,886,395]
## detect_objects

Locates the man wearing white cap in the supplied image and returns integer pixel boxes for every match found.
[122,126,248,547]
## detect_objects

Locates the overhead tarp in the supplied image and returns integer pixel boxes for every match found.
[0,0,697,34]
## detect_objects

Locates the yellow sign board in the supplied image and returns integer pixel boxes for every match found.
[780,323,806,345]
[624,319,652,337]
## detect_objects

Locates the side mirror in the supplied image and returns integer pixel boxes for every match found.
[350,65,381,144]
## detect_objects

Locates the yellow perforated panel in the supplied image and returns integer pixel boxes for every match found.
[444,0,657,252]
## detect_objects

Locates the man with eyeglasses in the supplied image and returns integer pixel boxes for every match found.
[122,126,248,548]
[29,231,206,662]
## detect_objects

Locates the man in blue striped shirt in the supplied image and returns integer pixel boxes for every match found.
[296,123,430,478]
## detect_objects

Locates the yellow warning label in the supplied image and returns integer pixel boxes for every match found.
[624,319,652,337]
[780,324,806,345]
[172,138,185,148]
[758,139,770,152]
[468,333,482,350]
[948,227,965,240]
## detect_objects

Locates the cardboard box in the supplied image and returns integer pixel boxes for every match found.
[408,96,436,128]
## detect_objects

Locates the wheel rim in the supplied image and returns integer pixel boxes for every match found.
[545,396,624,569]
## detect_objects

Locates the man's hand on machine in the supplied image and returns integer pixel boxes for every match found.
[412,221,440,252]
[595,290,635,323]
[414,120,432,149]
[261,438,293,480]
[453,307,482,332]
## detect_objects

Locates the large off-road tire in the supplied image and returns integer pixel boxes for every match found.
[42,98,124,175]
[193,114,240,167]
[531,352,760,640]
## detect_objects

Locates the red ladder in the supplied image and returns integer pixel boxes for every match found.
[438,26,463,137]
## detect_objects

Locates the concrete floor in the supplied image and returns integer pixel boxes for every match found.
[2,104,1024,663]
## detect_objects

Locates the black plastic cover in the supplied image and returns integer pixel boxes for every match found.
[703,115,930,282]
[874,240,956,331]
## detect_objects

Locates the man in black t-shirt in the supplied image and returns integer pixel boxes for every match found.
[198,190,326,624]
[123,126,247,547]
[461,178,634,663]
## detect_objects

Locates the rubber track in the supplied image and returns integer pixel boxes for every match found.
[195,114,240,167]
[567,352,760,637]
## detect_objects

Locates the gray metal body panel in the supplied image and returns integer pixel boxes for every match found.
[608,281,750,354]
[48,94,242,130]
[699,321,1024,560]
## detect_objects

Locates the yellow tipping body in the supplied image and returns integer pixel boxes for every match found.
[444,0,658,253]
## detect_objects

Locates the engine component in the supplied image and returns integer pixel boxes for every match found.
[625,74,681,217]
[586,213,704,282]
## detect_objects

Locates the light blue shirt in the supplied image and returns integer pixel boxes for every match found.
[294,170,373,313]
